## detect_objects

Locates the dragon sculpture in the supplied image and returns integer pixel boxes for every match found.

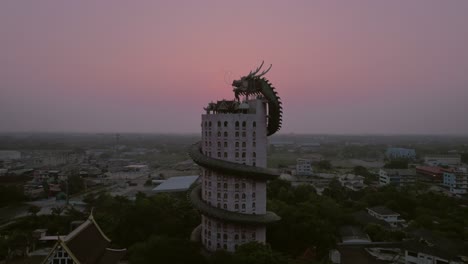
[232,61,282,136]
[188,62,282,223]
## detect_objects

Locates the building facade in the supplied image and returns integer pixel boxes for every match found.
[189,63,281,252]
[379,169,416,187]
[443,168,468,194]
[385,148,416,160]
[424,155,461,167]
[296,158,313,176]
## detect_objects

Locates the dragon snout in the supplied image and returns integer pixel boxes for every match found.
[232,80,242,87]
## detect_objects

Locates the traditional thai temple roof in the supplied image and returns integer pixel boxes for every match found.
[42,212,126,264]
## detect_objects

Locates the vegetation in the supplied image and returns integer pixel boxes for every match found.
[0,185,25,207]
[383,159,409,169]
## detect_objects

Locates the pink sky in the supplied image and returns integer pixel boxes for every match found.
[1,1,467,134]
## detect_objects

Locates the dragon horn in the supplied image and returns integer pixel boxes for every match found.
[248,61,264,77]
[256,64,272,77]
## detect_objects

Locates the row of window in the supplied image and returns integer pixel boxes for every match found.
[203,121,257,128]
[204,230,256,241]
[204,131,257,138]
[205,181,254,190]
[205,141,257,148]
[216,202,256,210]
[204,191,256,199]
[216,152,256,158]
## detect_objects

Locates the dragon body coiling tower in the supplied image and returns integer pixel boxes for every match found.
[189,62,282,252]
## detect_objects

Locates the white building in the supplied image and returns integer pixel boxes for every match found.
[379,169,416,187]
[367,206,405,228]
[190,64,281,252]
[443,168,468,195]
[338,174,366,191]
[296,158,312,176]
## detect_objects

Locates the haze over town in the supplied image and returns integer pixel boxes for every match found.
[1,1,468,134]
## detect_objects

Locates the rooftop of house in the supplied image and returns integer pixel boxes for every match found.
[352,211,391,228]
[339,225,371,243]
[367,206,399,216]
[380,169,416,176]
[403,229,468,261]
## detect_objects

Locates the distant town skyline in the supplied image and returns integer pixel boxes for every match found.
[1,1,468,135]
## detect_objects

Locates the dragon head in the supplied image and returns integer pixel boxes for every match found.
[232,61,272,101]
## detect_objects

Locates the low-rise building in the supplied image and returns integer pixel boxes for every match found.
[0,150,21,160]
[367,206,405,228]
[424,155,461,167]
[416,166,448,183]
[296,158,313,176]
[339,226,371,244]
[338,174,366,191]
[443,168,468,195]
[404,229,467,264]
[385,148,416,160]
[379,169,416,187]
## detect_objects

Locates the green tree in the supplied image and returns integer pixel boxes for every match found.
[129,236,206,264]
[383,159,408,169]
[234,242,288,264]
[317,160,332,171]
[27,205,40,217]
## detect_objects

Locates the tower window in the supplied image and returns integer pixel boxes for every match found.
[223,193,228,199]
[252,192,256,198]
[209,121,212,127]
[242,152,246,158]
[242,204,246,209]
[235,194,239,200]
[224,121,228,127]
[223,183,228,189]
[217,193,221,198]
[224,142,228,148]
[235,204,239,210]
[235,183,239,189]
[242,193,246,199]
[242,142,246,148]
[252,202,256,208]
[217,121,221,127]
[217,142,221,148]
[253,121,256,127]
[235,121,239,127]
[253,152,256,158]
[217,152,221,158]
[224,152,227,158]
[235,132,239,137]
[235,142,239,148]
[235,152,239,158]
[224,131,228,137]
[217,131,221,137]
[223,204,227,209]
[242,132,246,137]
[242,121,246,127]
[253,131,256,137]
